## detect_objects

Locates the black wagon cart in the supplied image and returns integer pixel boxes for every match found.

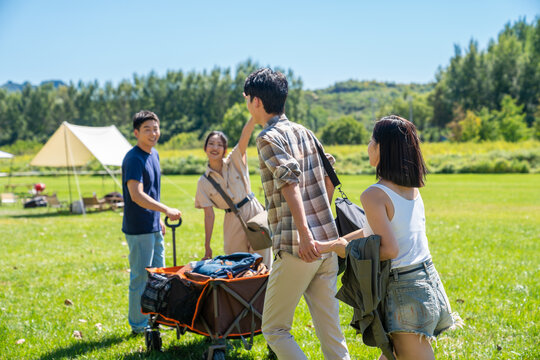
[140,217,270,360]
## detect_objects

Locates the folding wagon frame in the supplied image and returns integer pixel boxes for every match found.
[144,266,269,360]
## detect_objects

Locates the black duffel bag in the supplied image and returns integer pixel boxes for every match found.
[140,273,172,315]
[141,272,202,325]
[24,196,48,208]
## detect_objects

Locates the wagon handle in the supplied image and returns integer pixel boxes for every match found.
[165,216,182,266]
[165,216,182,228]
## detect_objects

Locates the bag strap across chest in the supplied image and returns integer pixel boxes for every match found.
[204,174,249,231]
[311,133,350,200]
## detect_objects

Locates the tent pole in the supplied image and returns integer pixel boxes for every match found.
[65,124,85,215]
[102,165,121,189]
[64,126,73,205]
[68,135,85,216]
[7,157,13,187]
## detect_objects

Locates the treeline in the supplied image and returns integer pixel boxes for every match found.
[309,18,540,143]
[430,17,540,141]
[0,18,539,152]
[0,59,303,147]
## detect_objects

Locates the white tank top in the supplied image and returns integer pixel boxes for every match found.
[363,183,431,269]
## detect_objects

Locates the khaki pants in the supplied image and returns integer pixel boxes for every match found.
[262,251,350,360]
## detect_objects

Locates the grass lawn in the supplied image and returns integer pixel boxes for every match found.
[0,174,538,359]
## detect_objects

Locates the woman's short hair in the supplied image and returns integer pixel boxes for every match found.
[372,115,427,187]
[204,131,228,155]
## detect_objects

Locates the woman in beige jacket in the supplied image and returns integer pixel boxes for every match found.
[195,118,272,267]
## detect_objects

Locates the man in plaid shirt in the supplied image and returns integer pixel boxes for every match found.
[244,68,350,360]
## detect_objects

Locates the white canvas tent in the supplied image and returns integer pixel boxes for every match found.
[31,122,132,206]
[0,150,15,187]
[0,150,14,159]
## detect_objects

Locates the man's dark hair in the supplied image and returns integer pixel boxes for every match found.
[204,131,229,155]
[133,110,160,130]
[243,68,288,115]
[373,115,427,187]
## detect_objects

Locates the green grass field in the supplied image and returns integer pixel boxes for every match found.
[0,174,539,359]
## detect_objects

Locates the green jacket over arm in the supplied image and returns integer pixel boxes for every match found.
[335,235,395,360]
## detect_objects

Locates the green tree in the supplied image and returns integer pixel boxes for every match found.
[446,105,466,141]
[495,95,528,142]
[320,116,369,145]
[533,101,540,139]
[21,83,56,142]
[429,74,454,129]
[459,110,482,142]
[429,18,540,133]
[382,92,433,131]
[532,118,540,140]
[477,107,501,141]
[0,89,26,145]
[305,103,329,132]
[222,103,251,145]
[161,131,202,150]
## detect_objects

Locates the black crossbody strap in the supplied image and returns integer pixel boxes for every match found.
[311,134,341,187]
[310,133,350,199]
[204,174,249,230]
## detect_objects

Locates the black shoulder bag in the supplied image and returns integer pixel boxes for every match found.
[313,138,368,273]
[313,139,368,232]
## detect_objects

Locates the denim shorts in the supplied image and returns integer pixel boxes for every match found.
[384,259,456,339]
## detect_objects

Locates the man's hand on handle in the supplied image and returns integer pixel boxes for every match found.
[166,207,182,220]
[161,208,182,235]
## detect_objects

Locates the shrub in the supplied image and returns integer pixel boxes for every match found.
[161,155,207,175]
[222,103,251,146]
[161,132,202,150]
[320,116,369,145]
[426,151,534,174]
[0,139,43,155]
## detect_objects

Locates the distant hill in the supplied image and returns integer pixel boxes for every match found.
[1,80,67,92]
[41,80,67,88]
[0,81,30,92]
[305,80,433,124]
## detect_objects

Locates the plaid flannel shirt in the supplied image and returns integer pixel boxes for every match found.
[256,114,339,258]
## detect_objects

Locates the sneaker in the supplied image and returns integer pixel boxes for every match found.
[130,329,144,337]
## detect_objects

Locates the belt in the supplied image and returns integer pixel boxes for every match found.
[224,193,255,213]
[391,258,433,276]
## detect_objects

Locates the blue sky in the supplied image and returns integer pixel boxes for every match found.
[0,0,538,90]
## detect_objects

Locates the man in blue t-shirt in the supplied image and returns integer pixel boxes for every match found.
[122,110,182,335]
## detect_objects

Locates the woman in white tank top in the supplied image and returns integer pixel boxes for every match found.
[318,115,461,360]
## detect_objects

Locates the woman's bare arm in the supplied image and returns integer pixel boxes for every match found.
[360,187,399,260]
[202,206,215,260]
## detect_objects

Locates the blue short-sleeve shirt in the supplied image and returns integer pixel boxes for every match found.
[122,146,161,235]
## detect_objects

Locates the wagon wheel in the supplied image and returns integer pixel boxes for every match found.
[145,328,162,351]
[212,349,225,360]
[203,348,226,360]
